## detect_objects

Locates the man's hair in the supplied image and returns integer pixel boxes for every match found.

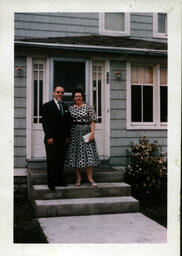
[54,86,64,92]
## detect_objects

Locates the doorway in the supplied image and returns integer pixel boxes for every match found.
[29,58,110,159]
[54,61,85,103]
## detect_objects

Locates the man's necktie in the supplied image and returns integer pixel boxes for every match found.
[58,101,64,117]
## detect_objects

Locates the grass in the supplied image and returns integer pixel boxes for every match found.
[14,188,48,243]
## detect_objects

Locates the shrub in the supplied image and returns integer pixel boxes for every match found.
[125,136,167,205]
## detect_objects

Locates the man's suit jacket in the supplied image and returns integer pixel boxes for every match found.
[42,99,70,144]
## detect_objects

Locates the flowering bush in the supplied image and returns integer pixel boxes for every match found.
[125,136,167,204]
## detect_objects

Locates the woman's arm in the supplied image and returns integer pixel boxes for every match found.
[89,121,95,141]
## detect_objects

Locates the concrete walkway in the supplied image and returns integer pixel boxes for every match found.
[38,212,167,243]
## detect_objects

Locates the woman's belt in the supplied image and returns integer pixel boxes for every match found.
[72,122,88,125]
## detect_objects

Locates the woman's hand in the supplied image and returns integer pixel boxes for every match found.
[89,133,94,142]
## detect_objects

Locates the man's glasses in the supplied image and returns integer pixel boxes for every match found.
[56,91,64,94]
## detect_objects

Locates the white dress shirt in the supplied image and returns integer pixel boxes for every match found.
[54,98,62,110]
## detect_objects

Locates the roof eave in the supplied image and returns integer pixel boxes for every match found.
[15,41,167,56]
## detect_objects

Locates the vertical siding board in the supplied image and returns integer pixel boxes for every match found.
[14,56,27,167]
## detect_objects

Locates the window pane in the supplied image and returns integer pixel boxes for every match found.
[39,64,43,70]
[143,86,153,122]
[34,70,38,80]
[160,67,167,85]
[105,13,124,31]
[160,86,168,122]
[158,13,166,33]
[34,81,37,118]
[98,80,102,123]
[144,67,153,84]
[93,80,96,112]
[138,66,145,84]
[131,65,138,83]
[39,80,43,118]
[131,85,141,122]
[39,71,43,80]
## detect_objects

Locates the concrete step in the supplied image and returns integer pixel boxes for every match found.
[28,167,124,185]
[35,196,139,217]
[33,182,131,200]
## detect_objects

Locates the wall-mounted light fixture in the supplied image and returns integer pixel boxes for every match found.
[114,71,121,80]
[16,66,23,77]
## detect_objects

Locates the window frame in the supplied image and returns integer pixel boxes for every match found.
[153,13,168,39]
[99,13,130,36]
[126,62,167,130]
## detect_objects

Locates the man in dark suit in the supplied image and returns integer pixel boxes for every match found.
[42,86,70,191]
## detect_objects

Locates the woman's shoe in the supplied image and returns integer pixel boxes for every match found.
[88,180,97,187]
[75,180,81,186]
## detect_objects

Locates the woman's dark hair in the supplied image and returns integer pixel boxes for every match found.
[72,87,85,100]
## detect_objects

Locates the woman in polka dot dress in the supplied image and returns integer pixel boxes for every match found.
[65,88,100,187]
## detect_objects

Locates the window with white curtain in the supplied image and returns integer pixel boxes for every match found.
[99,13,130,36]
[131,65,153,123]
[127,63,167,129]
[153,13,167,38]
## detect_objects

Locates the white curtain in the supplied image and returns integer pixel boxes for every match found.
[105,13,124,31]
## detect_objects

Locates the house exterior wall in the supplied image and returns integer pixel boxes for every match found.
[14,12,167,167]
[15,13,166,43]
[14,56,27,167]
[130,13,165,42]
[15,13,99,39]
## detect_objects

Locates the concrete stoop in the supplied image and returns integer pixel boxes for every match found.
[28,167,139,218]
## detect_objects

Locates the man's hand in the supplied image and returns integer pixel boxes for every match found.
[47,138,54,144]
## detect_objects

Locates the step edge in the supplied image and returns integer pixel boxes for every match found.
[33,183,130,190]
[35,196,139,205]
